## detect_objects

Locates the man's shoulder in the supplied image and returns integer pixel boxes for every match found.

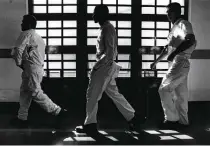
[103,22,115,33]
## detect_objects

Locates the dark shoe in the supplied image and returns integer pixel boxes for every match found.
[158,120,179,129]
[10,117,29,129]
[75,123,98,135]
[128,114,146,131]
[55,108,68,129]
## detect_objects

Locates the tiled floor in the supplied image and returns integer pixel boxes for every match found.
[0,114,210,145]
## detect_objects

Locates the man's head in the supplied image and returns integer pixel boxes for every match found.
[21,15,37,31]
[166,2,181,23]
[92,4,109,23]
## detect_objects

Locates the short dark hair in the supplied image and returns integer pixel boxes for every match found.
[23,14,37,29]
[167,2,181,15]
[94,4,109,18]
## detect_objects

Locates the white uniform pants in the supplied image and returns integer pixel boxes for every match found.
[158,55,190,125]
[18,67,61,120]
[84,61,135,125]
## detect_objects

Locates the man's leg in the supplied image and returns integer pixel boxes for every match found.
[84,70,111,125]
[18,89,32,121]
[174,77,189,125]
[105,77,135,121]
[75,68,112,134]
[158,73,189,123]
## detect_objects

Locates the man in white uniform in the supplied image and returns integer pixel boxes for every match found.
[151,2,196,128]
[11,15,67,128]
[75,5,140,134]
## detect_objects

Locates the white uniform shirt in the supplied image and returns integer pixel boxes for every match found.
[167,18,196,59]
[96,21,118,64]
[11,29,45,67]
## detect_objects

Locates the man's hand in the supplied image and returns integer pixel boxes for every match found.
[150,62,157,70]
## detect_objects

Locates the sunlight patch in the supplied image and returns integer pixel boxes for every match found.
[160,136,177,140]
[144,130,161,134]
[173,135,194,139]
[74,137,95,141]
[159,130,179,134]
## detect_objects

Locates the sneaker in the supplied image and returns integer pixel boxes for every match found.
[128,114,146,131]
[10,117,29,129]
[75,123,98,135]
[55,108,68,129]
[158,120,179,129]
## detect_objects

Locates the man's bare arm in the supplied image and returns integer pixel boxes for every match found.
[167,34,196,61]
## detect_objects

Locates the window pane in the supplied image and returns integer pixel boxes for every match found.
[141,39,155,46]
[49,62,61,69]
[48,21,61,28]
[63,54,76,60]
[118,21,131,28]
[44,62,47,69]
[103,0,116,5]
[87,0,101,4]
[118,29,131,37]
[48,0,62,4]
[87,21,99,28]
[88,54,96,60]
[63,0,77,4]
[142,62,152,69]
[118,71,130,77]
[37,21,46,28]
[181,8,184,15]
[63,29,77,36]
[48,38,61,45]
[48,54,61,60]
[118,54,130,60]
[142,71,155,77]
[156,62,168,69]
[118,0,131,5]
[142,21,155,28]
[63,21,77,28]
[63,62,76,69]
[87,6,95,13]
[156,22,169,29]
[34,6,46,13]
[110,21,116,27]
[142,54,154,60]
[49,70,60,77]
[88,62,96,69]
[156,7,167,14]
[156,39,167,46]
[63,71,76,77]
[64,6,77,13]
[157,0,169,5]
[118,62,130,69]
[43,38,47,45]
[108,6,116,13]
[63,38,77,45]
[171,0,184,6]
[36,29,46,37]
[142,0,155,5]
[87,38,97,45]
[157,71,168,77]
[118,6,131,14]
[48,6,62,13]
[34,0,46,4]
[88,29,99,36]
[48,29,62,36]
[142,7,155,14]
[156,30,169,38]
[118,39,131,46]
[141,30,155,37]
